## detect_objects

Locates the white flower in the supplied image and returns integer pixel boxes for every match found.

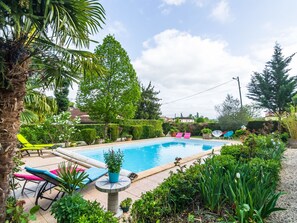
[236,172,240,179]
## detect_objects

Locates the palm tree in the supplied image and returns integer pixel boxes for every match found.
[22,80,58,124]
[0,0,105,220]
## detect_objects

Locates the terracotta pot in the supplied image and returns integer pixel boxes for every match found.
[171,132,177,137]
[126,137,132,141]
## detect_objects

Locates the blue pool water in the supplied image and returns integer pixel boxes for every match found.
[77,139,226,173]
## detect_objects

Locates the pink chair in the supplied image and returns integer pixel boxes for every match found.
[184,132,191,139]
[175,132,183,138]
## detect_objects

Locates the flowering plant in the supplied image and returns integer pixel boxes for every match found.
[103,149,124,173]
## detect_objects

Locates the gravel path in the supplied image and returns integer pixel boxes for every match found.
[269,149,297,223]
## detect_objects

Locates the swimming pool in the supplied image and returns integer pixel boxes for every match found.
[76,139,227,173]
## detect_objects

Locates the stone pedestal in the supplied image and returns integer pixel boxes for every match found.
[95,176,131,216]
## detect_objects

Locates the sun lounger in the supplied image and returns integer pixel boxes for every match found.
[184,132,191,139]
[17,134,55,156]
[25,166,107,210]
[175,132,183,138]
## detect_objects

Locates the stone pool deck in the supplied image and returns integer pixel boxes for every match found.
[16,138,237,222]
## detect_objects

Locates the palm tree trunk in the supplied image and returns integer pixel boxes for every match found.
[0,65,27,222]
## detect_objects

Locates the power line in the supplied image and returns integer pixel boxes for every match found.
[162,79,234,105]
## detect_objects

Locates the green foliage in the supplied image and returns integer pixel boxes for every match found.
[120,198,133,208]
[220,144,242,160]
[77,200,118,223]
[5,197,39,223]
[215,94,252,131]
[135,81,162,119]
[282,105,297,139]
[235,129,247,138]
[51,194,117,223]
[131,125,142,140]
[80,128,96,145]
[108,124,119,142]
[76,35,140,126]
[51,194,87,223]
[131,134,285,222]
[57,162,89,195]
[54,79,70,114]
[247,121,279,134]
[247,43,297,122]
[201,128,212,134]
[142,125,155,138]
[162,122,171,135]
[103,149,124,173]
[74,124,105,141]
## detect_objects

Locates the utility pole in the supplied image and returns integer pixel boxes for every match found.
[233,76,243,108]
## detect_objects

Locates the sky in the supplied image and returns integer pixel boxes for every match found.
[68,0,297,119]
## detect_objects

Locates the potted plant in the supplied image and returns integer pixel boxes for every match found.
[201,128,212,139]
[125,134,133,141]
[169,127,179,137]
[120,197,132,213]
[103,149,124,183]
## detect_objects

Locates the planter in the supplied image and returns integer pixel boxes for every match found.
[289,138,297,148]
[126,137,132,141]
[170,132,177,137]
[108,172,120,183]
[202,133,212,139]
[121,206,130,213]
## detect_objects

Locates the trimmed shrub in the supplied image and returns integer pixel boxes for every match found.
[74,124,105,140]
[131,125,142,140]
[108,124,119,142]
[142,125,154,139]
[80,128,96,145]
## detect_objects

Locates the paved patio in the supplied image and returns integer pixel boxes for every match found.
[15,139,232,223]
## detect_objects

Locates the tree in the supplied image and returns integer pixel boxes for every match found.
[215,94,252,130]
[135,82,162,119]
[0,1,105,220]
[247,43,297,127]
[54,79,70,114]
[76,35,140,138]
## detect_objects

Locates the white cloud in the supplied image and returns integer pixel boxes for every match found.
[133,29,255,118]
[105,21,128,36]
[162,0,186,6]
[210,0,233,24]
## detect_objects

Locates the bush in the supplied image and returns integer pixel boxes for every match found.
[74,124,105,140]
[51,193,89,223]
[234,129,247,137]
[51,193,117,223]
[131,125,142,140]
[5,197,39,223]
[108,124,119,141]
[201,128,212,134]
[220,144,242,160]
[142,125,154,139]
[77,201,117,223]
[80,128,96,145]
[208,154,236,170]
